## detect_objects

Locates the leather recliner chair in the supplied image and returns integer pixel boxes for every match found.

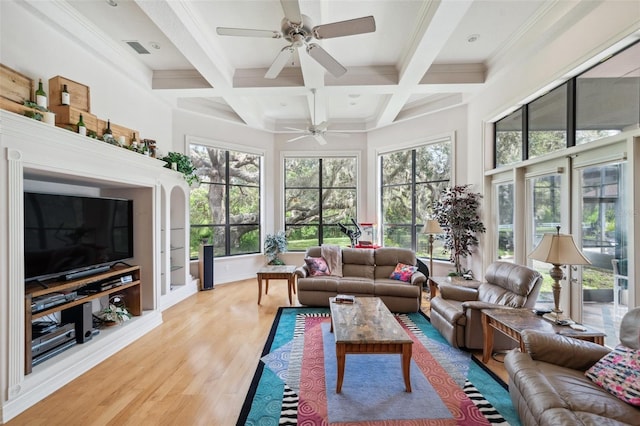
[429,261,543,350]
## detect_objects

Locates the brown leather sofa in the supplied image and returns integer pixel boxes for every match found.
[505,308,640,425]
[295,246,426,313]
[429,261,542,350]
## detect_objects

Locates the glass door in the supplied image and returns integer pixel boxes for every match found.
[526,170,566,312]
[574,160,628,347]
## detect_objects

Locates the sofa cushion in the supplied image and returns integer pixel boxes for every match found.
[585,345,640,406]
[297,277,339,292]
[336,277,374,294]
[375,280,421,298]
[374,248,417,279]
[304,257,330,276]
[389,263,417,282]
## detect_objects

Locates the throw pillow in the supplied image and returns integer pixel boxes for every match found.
[389,263,417,282]
[585,345,640,406]
[305,257,330,277]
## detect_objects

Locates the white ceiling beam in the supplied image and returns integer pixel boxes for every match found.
[136,0,265,128]
[375,0,473,127]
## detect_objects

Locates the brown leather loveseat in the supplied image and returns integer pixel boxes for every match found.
[505,307,640,425]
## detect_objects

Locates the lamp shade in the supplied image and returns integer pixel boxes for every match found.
[529,232,591,266]
[422,219,444,235]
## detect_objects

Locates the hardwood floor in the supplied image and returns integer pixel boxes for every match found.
[8,279,507,425]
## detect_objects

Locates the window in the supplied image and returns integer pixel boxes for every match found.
[284,156,357,250]
[495,109,523,167]
[528,84,568,159]
[495,182,515,262]
[189,144,261,258]
[576,42,640,144]
[380,140,451,256]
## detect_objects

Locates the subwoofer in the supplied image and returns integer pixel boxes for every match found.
[199,244,215,291]
[62,302,93,343]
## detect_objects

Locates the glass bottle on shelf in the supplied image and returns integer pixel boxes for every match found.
[61,84,70,106]
[77,114,86,136]
[35,79,47,109]
[104,119,112,135]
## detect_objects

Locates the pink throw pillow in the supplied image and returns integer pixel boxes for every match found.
[304,257,330,276]
[389,263,417,282]
[585,344,640,406]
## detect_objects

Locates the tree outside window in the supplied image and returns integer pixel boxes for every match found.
[284,157,357,250]
[380,140,451,256]
[189,144,261,258]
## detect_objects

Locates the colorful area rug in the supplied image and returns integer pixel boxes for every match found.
[237,307,520,425]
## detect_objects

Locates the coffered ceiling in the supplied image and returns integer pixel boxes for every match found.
[44,1,557,135]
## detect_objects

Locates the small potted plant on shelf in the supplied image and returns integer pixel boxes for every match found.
[433,184,486,276]
[160,151,199,186]
[97,295,131,326]
[264,231,288,265]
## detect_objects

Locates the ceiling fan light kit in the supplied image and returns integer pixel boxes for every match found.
[216,0,376,79]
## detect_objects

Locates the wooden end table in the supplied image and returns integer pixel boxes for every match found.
[429,275,481,298]
[481,308,606,363]
[329,297,413,393]
[256,265,296,305]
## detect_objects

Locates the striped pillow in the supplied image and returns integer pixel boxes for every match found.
[585,345,640,406]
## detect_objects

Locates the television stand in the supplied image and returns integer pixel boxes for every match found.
[24,264,142,374]
[64,264,111,281]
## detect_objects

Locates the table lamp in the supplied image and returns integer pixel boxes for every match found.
[422,219,444,281]
[528,226,591,323]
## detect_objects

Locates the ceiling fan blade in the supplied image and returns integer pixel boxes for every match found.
[280,0,302,23]
[265,46,295,79]
[216,27,282,38]
[313,134,328,145]
[312,16,376,39]
[314,121,329,131]
[287,135,310,143]
[306,43,347,78]
[284,126,306,131]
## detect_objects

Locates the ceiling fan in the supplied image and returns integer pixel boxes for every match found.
[286,89,348,145]
[216,0,376,79]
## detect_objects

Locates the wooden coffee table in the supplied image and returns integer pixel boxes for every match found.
[256,265,296,305]
[481,308,606,363]
[329,297,413,393]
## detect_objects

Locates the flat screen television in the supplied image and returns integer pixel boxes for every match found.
[24,192,134,283]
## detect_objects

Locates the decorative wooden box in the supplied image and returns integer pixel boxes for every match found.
[1,64,32,104]
[97,119,139,145]
[48,75,91,113]
[49,105,98,133]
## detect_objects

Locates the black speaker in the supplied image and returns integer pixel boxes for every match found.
[62,302,93,343]
[199,244,214,291]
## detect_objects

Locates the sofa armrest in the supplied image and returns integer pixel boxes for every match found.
[521,329,611,371]
[439,284,479,302]
[410,271,426,286]
[461,301,509,311]
[295,265,309,279]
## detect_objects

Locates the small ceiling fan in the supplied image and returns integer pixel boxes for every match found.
[286,89,348,145]
[216,0,376,79]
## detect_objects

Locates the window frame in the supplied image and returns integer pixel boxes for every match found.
[282,151,360,250]
[187,135,264,259]
[377,134,454,255]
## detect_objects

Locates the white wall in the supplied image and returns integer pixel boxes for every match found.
[0,1,172,152]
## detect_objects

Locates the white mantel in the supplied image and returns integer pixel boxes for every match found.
[0,110,195,423]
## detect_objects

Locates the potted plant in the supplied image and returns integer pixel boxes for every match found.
[264,231,288,265]
[433,184,486,276]
[160,152,199,186]
[97,295,132,326]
